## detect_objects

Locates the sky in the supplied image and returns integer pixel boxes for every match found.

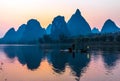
[0,0,120,37]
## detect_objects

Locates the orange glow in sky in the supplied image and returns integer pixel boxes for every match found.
[0,0,120,37]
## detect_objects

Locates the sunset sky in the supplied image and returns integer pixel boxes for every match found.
[0,0,120,37]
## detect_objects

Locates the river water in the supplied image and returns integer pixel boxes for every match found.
[0,45,120,81]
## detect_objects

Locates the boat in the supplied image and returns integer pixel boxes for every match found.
[60,45,89,53]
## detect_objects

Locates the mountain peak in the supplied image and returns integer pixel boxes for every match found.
[92,27,99,33]
[67,9,91,36]
[52,15,65,22]
[51,15,70,40]
[75,9,81,15]
[27,19,42,29]
[2,27,16,42]
[9,28,16,32]
[105,19,114,23]
[103,19,117,27]
[101,19,120,33]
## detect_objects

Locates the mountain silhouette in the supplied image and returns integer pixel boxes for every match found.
[1,28,17,43]
[101,19,120,33]
[16,24,26,42]
[1,9,120,44]
[67,9,91,36]
[1,19,46,44]
[46,24,52,35]
[20,19,46,43]
[92,27,99,33]
[50,16,70,40]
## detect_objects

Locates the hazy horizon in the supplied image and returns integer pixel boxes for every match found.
[0,0,120,37]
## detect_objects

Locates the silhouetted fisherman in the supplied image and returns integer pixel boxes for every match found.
[68,44,75,53]
[68,48,72,53]
[68,43,79,55]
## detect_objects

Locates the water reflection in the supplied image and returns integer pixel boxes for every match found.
[68,53,90,80]
[3,45,91,80]
[1,45,120,81]
[3,46,44,70]
[91,46,120,70]
[48,51,91,80]
[102,52,120,70]
[48,50,69,74]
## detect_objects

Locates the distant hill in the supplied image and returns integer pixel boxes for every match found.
[1,19,46,44]
[20,19,46,43]
[67,9,91,36]
[101,19,120,33]
[92,27,99,33]
[16,24,26,41]
[1,28,17,43]
[1,9,120,44]
[50,16,70,40]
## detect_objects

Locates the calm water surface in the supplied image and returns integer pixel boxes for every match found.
[0,45,120,81]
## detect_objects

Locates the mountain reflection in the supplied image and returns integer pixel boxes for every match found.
[68,53,90,79]
[92,46,120,70]
[2,45,120,81]
[102,53,119,69]
[3,45,91,80]
[45,48,91,81]
[3,46,44,70]
[48,50,69,73]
